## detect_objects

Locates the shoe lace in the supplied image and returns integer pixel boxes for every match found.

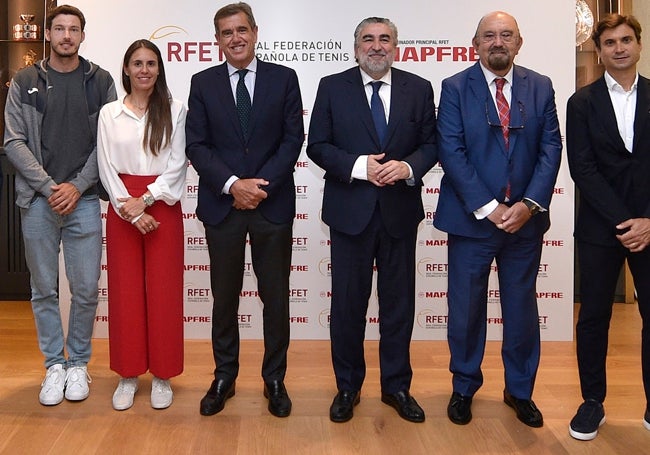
[42,367,64,387]
[66,367,92,385]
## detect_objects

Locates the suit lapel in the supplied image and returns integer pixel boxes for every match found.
[468,63,508,156]
[509,65,527,157]
[591,76,626,150]
[214,63,242,140]
[633,75,650,155]
[249,61,269,140]
[384,68,405,147]
[347,68,381,147]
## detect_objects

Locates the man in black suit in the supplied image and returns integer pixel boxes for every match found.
[186,2,304,417]
[567,13,650,441]
[307,16,437,423]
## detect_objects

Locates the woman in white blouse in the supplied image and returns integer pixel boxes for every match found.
[97,39,187,411]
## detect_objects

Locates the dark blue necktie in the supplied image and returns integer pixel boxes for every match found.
[236,69,251,136]
[370,81,387,145]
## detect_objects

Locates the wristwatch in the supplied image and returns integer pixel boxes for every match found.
[142,193,155,207]
[522,199,540,216]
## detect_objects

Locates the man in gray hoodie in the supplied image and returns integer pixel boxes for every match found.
[3,4,116,406]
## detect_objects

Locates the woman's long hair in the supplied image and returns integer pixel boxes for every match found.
[122,39,172,156]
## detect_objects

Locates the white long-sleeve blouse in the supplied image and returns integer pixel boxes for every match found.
[97,97,187,214]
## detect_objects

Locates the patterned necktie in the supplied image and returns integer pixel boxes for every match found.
[495,77,511,199]
[495,77,510,149]
[236,69,251,136]
[370,81,387,145]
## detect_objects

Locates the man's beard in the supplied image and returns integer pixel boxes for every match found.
[487,49,511,72]
[359,53,393,77]
[51,42,79,59]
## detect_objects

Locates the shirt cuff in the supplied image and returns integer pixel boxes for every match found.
[130,212,144,224]
[402,161,414,186]
[351,156,368,181]
[223,175,239,194]
[474,199,499,220]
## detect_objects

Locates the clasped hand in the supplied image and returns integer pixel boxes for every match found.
[231,178,269,210]
[367,153,409,187]
[616,218,650,253]
[488,202,531,233]
[48,182,80,215]
[117,196,159,234]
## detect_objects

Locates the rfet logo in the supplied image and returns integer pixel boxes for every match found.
[421,204,436,226]
[238,313,253,329]
[184,282,211,304]
[416,309,448,329]
[417,258,448,278]
[243,262,253,277]
[185,183,198,199]
[318,257,332,276]
[289,288,308,303]
[295,185,308,200]
[318,308,331,328]
[292,236,308,252]
[537,263,550,278]
[185,231,207,251]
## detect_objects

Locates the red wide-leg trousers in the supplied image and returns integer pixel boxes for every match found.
[106,174,184,378]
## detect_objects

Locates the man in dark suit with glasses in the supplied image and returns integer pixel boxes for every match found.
[434,10,562,428]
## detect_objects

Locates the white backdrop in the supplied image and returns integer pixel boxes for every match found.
[60,0,576,341]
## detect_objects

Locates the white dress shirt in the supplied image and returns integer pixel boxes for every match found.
[97,97,188,217]
[604,71,638,153]
[223,58,258,194]
[473,63,514,219]
[351,68,414,183]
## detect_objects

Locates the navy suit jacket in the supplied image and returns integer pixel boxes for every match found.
[434,62,562,239]
[567,75,650,247]
[185,60,304,226]
[306,66,437,238]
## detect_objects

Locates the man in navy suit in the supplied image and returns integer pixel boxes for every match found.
[567,14,650,441]
[434,11,561,428]
[186,2,304,418]
[307,17,437,423]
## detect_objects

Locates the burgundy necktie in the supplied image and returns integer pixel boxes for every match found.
[495,78,510,149]
[495,78,511,200]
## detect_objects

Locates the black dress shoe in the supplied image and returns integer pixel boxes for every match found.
[200,379,235,416]
[503,389,543,428]
[447,392,473,425]
[381,390,425,423]
[264,380,292,417]
[329,390,360,423]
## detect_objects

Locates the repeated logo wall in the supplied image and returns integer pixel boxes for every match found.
[62,0,576,341]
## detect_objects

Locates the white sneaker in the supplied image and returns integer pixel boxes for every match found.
[39,364,66,406]
[151,377,173,409]
[112,377,138,411]
[65,366,91,401]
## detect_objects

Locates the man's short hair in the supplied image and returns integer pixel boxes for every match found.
[353,17,398,47]
[46,4,86,31]
[592,13,642,49]
[213,2,256,34]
